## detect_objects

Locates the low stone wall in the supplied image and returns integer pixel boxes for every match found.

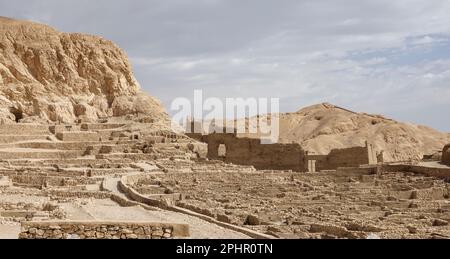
[43,190,113,199]
[15,141,98,151]
[118,174,272,239]
[335,166,378,176]
[49,125,81,134]
[118,174,182,208]
[0,135,49,144]
[321,145,372,169]
[0,124,50,135]
[19,221,190,239]
[0,150,80,160]
[80,123,125,131]
[56,131,100,142]
[383,164,450,181]
[307,142,381,171]
[96,153,157,161]
[10,175,95,187]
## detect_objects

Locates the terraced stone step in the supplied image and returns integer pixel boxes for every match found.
[96,153,158,161]
[0,135,50,144]
[52,167,140,176]
[9,141,129,151]
[0,124,50,135]
[56,131,100,142]
[84,143,141,155]
[10,174,97,187]
[3,159,127,168]
[0,165,142,178]
[80,123,125,131]
[0,168,86,177]
[0,148,82,160]
[49,125,81,134]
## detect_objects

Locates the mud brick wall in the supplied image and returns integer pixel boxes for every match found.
[203,133,307,172]
[195,133,382,172]
[308,142,380,171]
[119,174,183,208]
[56,131,100,142]
[10,174,94,187]
[322,146,371,170]
[442,144,450,165]
[43,190,113,199]
[19,221,190,239]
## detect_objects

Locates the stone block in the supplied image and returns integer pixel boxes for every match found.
[56,131,99,142]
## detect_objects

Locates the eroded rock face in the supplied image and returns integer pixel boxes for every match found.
[442,144,450,165]
[0,17,169,124]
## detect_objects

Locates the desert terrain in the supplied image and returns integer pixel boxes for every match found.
[0,17,449,240]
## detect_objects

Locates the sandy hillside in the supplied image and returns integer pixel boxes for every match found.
[226,103,449,162]
[275,103,450,162]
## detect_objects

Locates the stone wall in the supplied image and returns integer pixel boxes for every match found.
[321,144,372,170]
[49,125,80,134]
[382,164,450,181]
[0,124,50,135]
[196,133,307,172]
[119,174,183,208]
[307,142,382,171]
[442,144,450,165]
[190,133,383,172]
[118,174,273,239]
[56,131,100,142]
[0,176,11,189]
[19,221,190,239]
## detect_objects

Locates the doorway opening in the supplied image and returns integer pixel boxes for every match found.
[9,107,23,123]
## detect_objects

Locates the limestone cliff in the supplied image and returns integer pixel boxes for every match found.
[0,17,169,124]
[443,144,450,165]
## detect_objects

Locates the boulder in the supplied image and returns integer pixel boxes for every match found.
[245,214,261,226]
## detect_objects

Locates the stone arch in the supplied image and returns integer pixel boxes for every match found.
[208,140,226,159]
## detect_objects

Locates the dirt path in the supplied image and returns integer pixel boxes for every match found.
[65,174,251,239]
[62,199,250,239]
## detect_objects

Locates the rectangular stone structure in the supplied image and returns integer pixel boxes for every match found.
[442,144,450,165]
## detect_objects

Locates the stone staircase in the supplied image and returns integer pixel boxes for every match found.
[0,122,196,191]
[0,125,52,146]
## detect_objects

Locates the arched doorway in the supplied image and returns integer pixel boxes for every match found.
[218,144,227,159]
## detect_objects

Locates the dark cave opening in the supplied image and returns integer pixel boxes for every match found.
[9,107,23,123]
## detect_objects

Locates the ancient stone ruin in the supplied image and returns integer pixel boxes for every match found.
[0,16,169,126]
[1,18,450,240]
[189,132,383,172]
[189,133,308,171]
[442,144,450,166]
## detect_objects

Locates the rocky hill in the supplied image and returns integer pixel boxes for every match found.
[0,17,169,125]
[277,103,450,162]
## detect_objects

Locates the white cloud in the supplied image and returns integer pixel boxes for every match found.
[1,0,450,131]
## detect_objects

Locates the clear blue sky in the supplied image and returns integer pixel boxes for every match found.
[1,0,449,131]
